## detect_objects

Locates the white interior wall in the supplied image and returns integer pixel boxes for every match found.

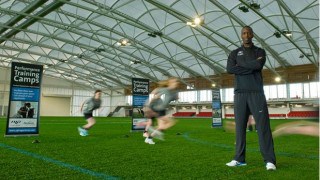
[291,107,319,111]
[112,108,126,117]
[199,109,212,113]
[40,96,71,116]
[108,92,126,116]
[224,107,318,115]
[178,109,197,112]
[268,107,290,114]
[225,108,234,115]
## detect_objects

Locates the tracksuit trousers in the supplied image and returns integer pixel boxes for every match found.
[233,92,276,164]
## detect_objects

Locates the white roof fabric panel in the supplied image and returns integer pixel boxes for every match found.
[0,0,318,90]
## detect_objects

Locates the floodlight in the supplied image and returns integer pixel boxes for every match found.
[275,77,281,82]
[186,17,203,27]
[116,39,131,46]
[274,32,281,38]
[282,30,292,37]
[239,5,249,12]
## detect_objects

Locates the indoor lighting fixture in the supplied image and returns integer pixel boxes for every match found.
[282,30,292,37]
[250,2,260,9]
[116,39,130,46]
[94,48,106,52]
[58,59,67,63]
[239,5,249,12]
[239,1,260,12]
[147,33,157,38]
[211,83,216,87]
[43,64,52,69]
[186,17,203,27]
[148,31,163,38]
[275,77,281,82]
[274,31,281,38]
[130,60,141,64]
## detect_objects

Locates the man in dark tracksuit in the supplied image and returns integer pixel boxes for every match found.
[225,26,276,170]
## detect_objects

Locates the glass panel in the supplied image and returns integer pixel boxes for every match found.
[303,83,310,98]
[309,82,319,98]
[269,85,278,99]
[199,90,212,102]
[289,83,303,99]
[277,84,287,99]
[179,91,197,103]
[264,86,270,100]
[224,88,234,102]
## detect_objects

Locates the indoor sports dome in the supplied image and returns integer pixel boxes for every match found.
[0,0,318,117]
[0,0,319,179]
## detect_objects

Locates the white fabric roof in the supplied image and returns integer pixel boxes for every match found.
[0,0,318,90]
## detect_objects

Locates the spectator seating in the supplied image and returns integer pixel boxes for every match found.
[196,112,212,117]
[269,114,286,118]
[225,112,318,118]
[172,112,195,117]
[225,114,234,118]
[288,111,319,118]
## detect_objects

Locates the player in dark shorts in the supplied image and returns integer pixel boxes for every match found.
[78,89,102,136]
[145,78,179,140]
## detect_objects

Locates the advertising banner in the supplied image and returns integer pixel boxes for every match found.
[131,78,149,131]
[5,62,43,136]
[212,88,222,127]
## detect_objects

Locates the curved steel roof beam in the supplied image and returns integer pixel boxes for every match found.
[139,0,225,74]
[238,0,317,67]
[51,9,182,82]
[142,0,229,73]
[0,52,115,89]
[0,10,158,84]
[0,32,137,88]
[79,0,218,79]
[0,0,70,44]
[211,0,288,69]
[0,43,128,89]
[0,0,48,35]
[278,0,318,52]
[277,0,318,64]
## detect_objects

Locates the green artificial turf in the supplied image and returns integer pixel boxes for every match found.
[0,117,318,179]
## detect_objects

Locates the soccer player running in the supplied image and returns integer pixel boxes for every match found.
[226,26,276,170]
[146,77,180,141]
[137,88,161,144]
[78,89,102,136]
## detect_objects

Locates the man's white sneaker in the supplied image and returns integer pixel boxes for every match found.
[144,138,155,144]
[226,160,247,167]
[266,162,276,170]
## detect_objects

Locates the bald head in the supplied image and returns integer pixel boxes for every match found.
[241,26,254,47]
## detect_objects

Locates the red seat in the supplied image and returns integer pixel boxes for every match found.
[196,112,213,117]
[288,111,319,117]
[225,114,234,118]
[172,112,195,117]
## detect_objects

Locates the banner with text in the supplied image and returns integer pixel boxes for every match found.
[131,78,149,131]
[212,89,222,127]
[5,62,43,136]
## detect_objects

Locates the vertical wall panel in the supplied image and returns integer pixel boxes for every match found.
[40,96,71,116]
